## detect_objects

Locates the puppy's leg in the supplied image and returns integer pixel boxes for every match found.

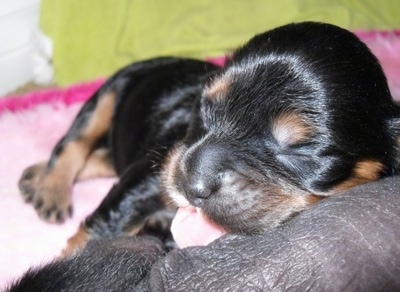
[18,91,116,223]
[76,148,116,180]
[62,158,175,255]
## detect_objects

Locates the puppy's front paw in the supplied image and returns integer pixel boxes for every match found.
[18,162,73,224]
[34,181,73,224]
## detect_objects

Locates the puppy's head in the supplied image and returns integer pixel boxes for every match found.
[162,22,400,234]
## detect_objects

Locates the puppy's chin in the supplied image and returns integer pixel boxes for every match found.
[196,171,320,234]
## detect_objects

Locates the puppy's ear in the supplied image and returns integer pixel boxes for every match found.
[386,114,400,167]
[387,116,400,141]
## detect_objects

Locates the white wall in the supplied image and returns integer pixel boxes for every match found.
[0,0,53,96]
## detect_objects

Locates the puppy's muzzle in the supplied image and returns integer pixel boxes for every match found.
[178,143,229,207]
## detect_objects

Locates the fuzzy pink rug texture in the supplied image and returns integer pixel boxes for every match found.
[0,31,399,287]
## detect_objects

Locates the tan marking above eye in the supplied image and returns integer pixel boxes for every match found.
[204,76,230,101]
[333,160,385,192]
[271,113,313,146]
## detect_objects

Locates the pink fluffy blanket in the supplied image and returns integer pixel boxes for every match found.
[1,31,399,287]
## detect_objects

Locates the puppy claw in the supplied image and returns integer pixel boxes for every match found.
[22,193,34,203]
[56,211,63,223]
[20,168,35,181]
[68,206,74,217]
[34,199,43,210]
[35,202,72,224]
[18,181,35,202]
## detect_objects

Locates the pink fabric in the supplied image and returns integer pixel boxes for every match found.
[0,99,117,286]
[357,31,400,101]
[0,31,399,287]
[0,79,105,115]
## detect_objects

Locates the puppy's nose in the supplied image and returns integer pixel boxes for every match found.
[181,144,226,206]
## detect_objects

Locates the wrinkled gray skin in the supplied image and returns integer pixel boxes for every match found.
[7,177,400,291]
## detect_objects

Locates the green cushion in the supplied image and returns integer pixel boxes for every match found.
[41,0,400,86]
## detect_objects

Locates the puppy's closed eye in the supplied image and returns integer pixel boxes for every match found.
[271,113,313,147]
[276,144,316,175]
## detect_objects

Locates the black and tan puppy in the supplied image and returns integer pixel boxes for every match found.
[18,22,400,253]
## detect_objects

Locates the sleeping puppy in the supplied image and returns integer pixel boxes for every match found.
[18,22,400,253]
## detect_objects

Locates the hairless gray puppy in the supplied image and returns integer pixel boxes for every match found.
[7,176,400,291]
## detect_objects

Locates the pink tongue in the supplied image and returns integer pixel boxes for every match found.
[171,206,228,248]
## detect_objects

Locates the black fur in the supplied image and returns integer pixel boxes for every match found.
[7,177,400,291]
[163,22,400,233]
[83,58,219,243]
[5,237,164,291]
[18,22,400,249]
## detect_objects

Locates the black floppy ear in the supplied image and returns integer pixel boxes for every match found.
[387,114,400,138]
[386,114,400,166]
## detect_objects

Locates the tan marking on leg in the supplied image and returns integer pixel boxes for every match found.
[54,90,116,180]
[50,141,93,182]
[204,76,230,101]
[334,160,384,192]
[56,90,115,179]
[33,91,116,223]
[76,148,116,181]
[80,91,115,140]
[61,224,90,257]
[125,222,147,236]
[272,112,313,146]
[35,141,92,222]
